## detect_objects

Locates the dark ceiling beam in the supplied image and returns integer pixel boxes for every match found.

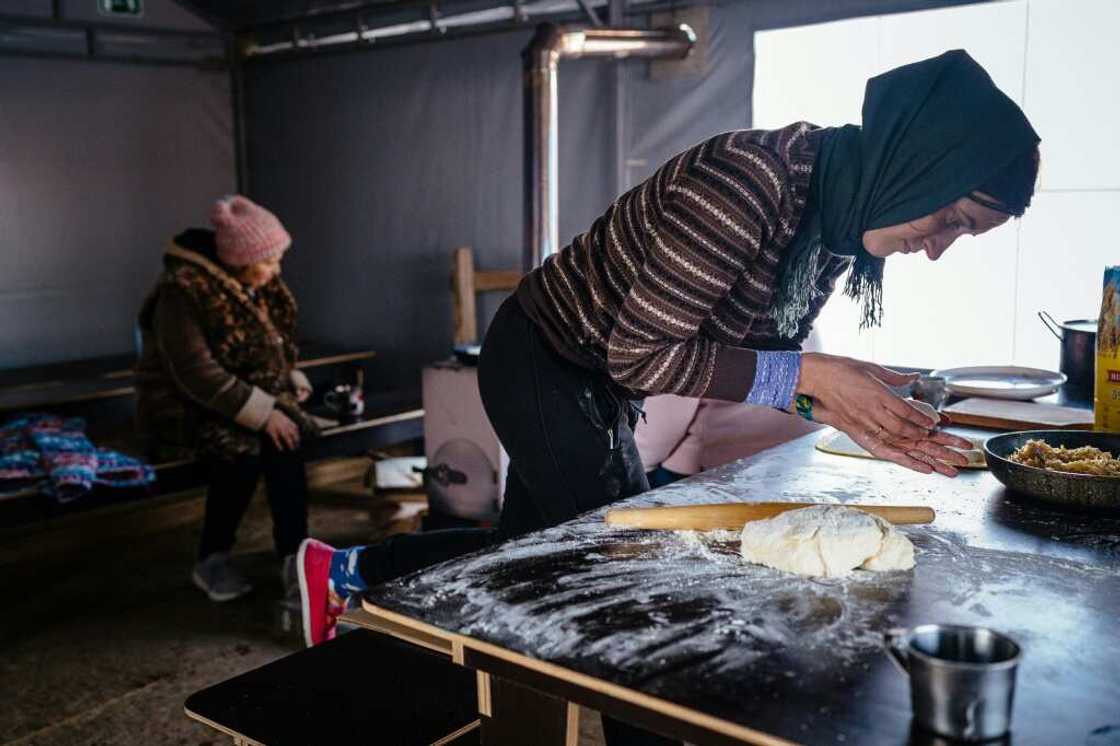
[0,11,226,68]
[0,47,224,68]
[244,0,502,34]
[169,0,231,31]
[241,16,518,62]
[178,0,996,35]
[575,0,604,26]
[237,0,706,62]
[0,13,222,41]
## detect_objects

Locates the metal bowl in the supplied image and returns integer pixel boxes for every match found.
[452,343,481,365]
[984,430,1120,512]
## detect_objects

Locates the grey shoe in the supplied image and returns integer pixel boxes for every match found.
[276,554,303,638]
[192,552,253,602]
[281,553,300,603]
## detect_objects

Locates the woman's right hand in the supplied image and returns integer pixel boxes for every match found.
[798,353,972,476]
[264,409,301,451]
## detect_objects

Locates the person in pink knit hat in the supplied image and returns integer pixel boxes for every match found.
[137,195,316,604]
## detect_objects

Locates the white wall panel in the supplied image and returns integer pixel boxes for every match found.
[878,0,1027,102]
[814,284,876,361]
[754,0,1115,372]
[1013,191,1116,369]
[876,223,1019,369]
[872,1,1028,368]
[753,17,878,130]
[1025,0,1120,190]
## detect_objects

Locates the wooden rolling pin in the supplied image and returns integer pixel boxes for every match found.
[604,503,935,531]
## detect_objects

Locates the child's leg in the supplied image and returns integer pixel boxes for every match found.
[297,529,496,646]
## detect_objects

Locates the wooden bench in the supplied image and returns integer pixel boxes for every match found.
[0,387,425,563]
[185,628,481,745]
[0,343,402,506]
[0,383,422,490]
[0,342,376,415]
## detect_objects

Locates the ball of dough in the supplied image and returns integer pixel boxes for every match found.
[906,398,940,427]
[961,447,986,467]
[740,505,915,577]
[860,522,916,571]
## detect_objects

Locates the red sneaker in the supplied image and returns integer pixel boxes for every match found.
[297,538,346,647]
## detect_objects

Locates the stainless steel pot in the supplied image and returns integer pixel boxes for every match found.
[1039,312,1096,406]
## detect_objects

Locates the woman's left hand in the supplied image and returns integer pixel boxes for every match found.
[813,399,970,476]
[291,370,313,403]
[265,409,301,451]
[883,430,972,477]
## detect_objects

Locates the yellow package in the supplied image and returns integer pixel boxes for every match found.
[1096,266,1120,432]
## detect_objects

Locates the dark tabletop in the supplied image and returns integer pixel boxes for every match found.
[185,629,478,745]
[366,431,1120,746]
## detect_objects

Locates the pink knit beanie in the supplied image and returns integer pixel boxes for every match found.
[210,195,292,267]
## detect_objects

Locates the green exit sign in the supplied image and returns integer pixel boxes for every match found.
[98,0,144,16]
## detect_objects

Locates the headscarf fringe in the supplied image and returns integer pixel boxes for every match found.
[844,252,885,330]
[771,239,826,338]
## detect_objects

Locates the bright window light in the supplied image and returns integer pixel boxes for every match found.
[753,0,1116,371]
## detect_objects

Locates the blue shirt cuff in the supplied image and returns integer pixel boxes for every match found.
[744,351,801,410]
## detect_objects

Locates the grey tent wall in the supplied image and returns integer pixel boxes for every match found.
[243,29,615,391]
[0,0,986,373]
[241,7,757,395]
[240,0,988,392]
[0,58,234,368]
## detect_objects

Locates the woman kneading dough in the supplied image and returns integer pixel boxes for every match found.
[296,49,1039,688]
[296,49,1039,746]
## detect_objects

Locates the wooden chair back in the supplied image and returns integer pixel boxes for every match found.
[451,246,520,345]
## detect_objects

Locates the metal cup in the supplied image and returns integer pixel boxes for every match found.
[885,624,1021,742]
[325,384,364,417]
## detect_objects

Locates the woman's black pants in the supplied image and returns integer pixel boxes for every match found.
[355,293,648,578]
[355,295,675,745]
[198,439,309,561]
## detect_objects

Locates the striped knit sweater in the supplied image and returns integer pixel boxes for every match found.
[517,122,853,402]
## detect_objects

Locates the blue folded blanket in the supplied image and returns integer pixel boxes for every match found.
[0,414,155,503]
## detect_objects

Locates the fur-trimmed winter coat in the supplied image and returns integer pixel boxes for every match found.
[136,229,315,460]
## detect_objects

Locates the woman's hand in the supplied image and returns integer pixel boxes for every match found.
[893,430,974,476]
[819,402,972,476]
[291,370,313,403]
[264,409,301,451]
[799,353,973,476]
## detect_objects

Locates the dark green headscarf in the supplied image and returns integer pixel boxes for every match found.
[771,50,1041,336]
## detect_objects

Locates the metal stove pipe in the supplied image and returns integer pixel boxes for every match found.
[523,22,695,272]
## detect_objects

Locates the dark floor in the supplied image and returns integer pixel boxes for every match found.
[0,479,607,745]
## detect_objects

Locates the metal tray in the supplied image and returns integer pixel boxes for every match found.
[931,365,1066,400]
[984,430,1120,512]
